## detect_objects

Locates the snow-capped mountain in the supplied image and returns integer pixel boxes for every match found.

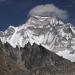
[0,15,75,62]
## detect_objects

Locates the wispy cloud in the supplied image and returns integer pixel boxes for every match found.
[29,4,68,20]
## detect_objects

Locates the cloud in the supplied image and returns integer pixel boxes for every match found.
[29,4,68,20]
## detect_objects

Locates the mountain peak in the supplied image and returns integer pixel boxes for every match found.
[0,16,75,61]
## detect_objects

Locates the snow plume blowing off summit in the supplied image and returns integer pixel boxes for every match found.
[29,4,68,20]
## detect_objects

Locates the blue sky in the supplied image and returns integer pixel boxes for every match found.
[0,0,75,31]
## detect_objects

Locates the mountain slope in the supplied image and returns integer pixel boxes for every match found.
[0,39,75,75]
[0,43,32,75]
[21,42,71,70]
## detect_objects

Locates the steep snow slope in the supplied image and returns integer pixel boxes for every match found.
[0,15,75,61]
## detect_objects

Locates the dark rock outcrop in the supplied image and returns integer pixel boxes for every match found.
[0,44,32,75]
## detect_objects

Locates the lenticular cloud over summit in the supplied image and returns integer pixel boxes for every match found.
[29,4,68,20]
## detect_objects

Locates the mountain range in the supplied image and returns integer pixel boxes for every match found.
[0,15,75,75]
[0,15,75,62]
